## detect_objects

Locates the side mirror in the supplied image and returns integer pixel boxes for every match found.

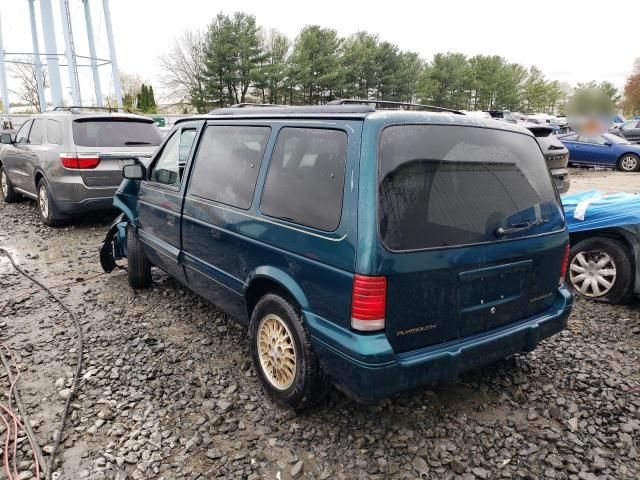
[604,141,613,146]
[0,133,13,144]
[122,163,146,180]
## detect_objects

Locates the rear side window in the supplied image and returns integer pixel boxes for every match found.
[378,125,562,250]
[188,126,270,209]
[28,119,43,145]
[47,119,63,145]
[260,128,347,231]
[72,119,162,147]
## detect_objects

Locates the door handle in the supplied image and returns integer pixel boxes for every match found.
[166,215,175,227]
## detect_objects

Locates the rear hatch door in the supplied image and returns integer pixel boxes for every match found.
[72,117,162,187]
[376,124,567,353]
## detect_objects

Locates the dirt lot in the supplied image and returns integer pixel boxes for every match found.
[568,167,640,194]
[1,167,639,480]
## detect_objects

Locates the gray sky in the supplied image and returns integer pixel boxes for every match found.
[1,0,638,106]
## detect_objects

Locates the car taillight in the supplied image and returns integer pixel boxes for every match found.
[59,154,100,169]
[351,274,386,331]
[559,244,570,285]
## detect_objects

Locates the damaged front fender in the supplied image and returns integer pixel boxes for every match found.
[100,213,129,273]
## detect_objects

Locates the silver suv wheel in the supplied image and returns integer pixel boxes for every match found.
[38,184,49,219]
[1,170,7,197]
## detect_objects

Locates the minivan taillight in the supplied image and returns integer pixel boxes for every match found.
[351,274,386,331]
[59,154,100,169]
[559,244,570,285]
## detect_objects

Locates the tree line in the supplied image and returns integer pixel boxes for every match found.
[623,58,640,117]
[160,12,622,115]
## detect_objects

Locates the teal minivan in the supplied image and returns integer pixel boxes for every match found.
[101,101,573,409]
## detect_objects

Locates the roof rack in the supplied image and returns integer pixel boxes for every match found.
[328,99,463,115]
[227,102,288,108]
[53,106,133,113]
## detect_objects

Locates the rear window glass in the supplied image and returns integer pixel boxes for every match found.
[378,125,563,251]
[260,128,347,231]
[72,119,162,147]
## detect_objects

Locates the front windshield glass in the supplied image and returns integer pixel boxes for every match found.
[604,133,630,144]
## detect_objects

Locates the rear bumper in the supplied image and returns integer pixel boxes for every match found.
[49,179,118,213]
[307,286,572,401]
[551,168,570,194]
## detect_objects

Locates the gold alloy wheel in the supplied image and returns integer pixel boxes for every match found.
[257,314,297,390]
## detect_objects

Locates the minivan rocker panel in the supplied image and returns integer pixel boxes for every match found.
[101,106,573,407]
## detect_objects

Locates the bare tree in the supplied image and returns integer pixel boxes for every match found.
[9,57,47,112]
[119,71,144,109]
[159,30,209,112]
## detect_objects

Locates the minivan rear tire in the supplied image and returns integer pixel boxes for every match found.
[567,236,633,304]
[126,224,152,289]
[249,293,327,411]
[37,178,66,226]
[1,166,20,203]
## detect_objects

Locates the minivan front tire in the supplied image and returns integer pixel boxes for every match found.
[37,178,66,226]
[126,224,152,289]
[1,166,20,203]
[249,293,327,411]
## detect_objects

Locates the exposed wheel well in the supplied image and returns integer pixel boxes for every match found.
[569,228,634,260]
[618,152,640,165]
[34,171,44,190]
[245,277,299,319]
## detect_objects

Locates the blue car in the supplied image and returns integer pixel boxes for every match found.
[559,132,640,172]
[100,101,572,409]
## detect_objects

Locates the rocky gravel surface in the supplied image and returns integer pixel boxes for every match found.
[1,197,639,480]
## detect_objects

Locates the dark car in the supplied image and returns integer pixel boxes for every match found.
[610,120,640,144]
[100,101,572,409]
[559,132,640,172]
[524,122,570,193]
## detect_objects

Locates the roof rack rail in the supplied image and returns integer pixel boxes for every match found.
[227,102,288,108]
[328,99,463,115]
[53,106,133,113]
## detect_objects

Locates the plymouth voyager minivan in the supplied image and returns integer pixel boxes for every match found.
[100,101,573,409]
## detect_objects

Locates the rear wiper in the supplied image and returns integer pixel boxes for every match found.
[494,218,548,238]
[124,141,152,145]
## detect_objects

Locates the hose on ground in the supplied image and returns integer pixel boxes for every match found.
[0,247,84,479]
[0,345,44,479]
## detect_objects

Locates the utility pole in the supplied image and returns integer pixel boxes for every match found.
[0,12,9,114]
[28,0,46,112]
[59,0,81,105]
[82,0,103,106]
[39,0,63,107]
[102,0,122,108]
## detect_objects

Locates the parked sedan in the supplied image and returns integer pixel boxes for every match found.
[558,133,640,172]
[610,120,640,144]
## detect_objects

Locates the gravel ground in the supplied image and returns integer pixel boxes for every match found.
[1,171,640,480]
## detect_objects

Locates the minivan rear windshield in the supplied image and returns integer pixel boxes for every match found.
[73,118,162,147]
[378,125,564,251]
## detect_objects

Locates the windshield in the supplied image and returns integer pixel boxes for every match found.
[73,118,162,147]
[378,125,564,250]
[604,133,630,144]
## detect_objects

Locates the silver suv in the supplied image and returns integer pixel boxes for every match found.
[0,108,162,225]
